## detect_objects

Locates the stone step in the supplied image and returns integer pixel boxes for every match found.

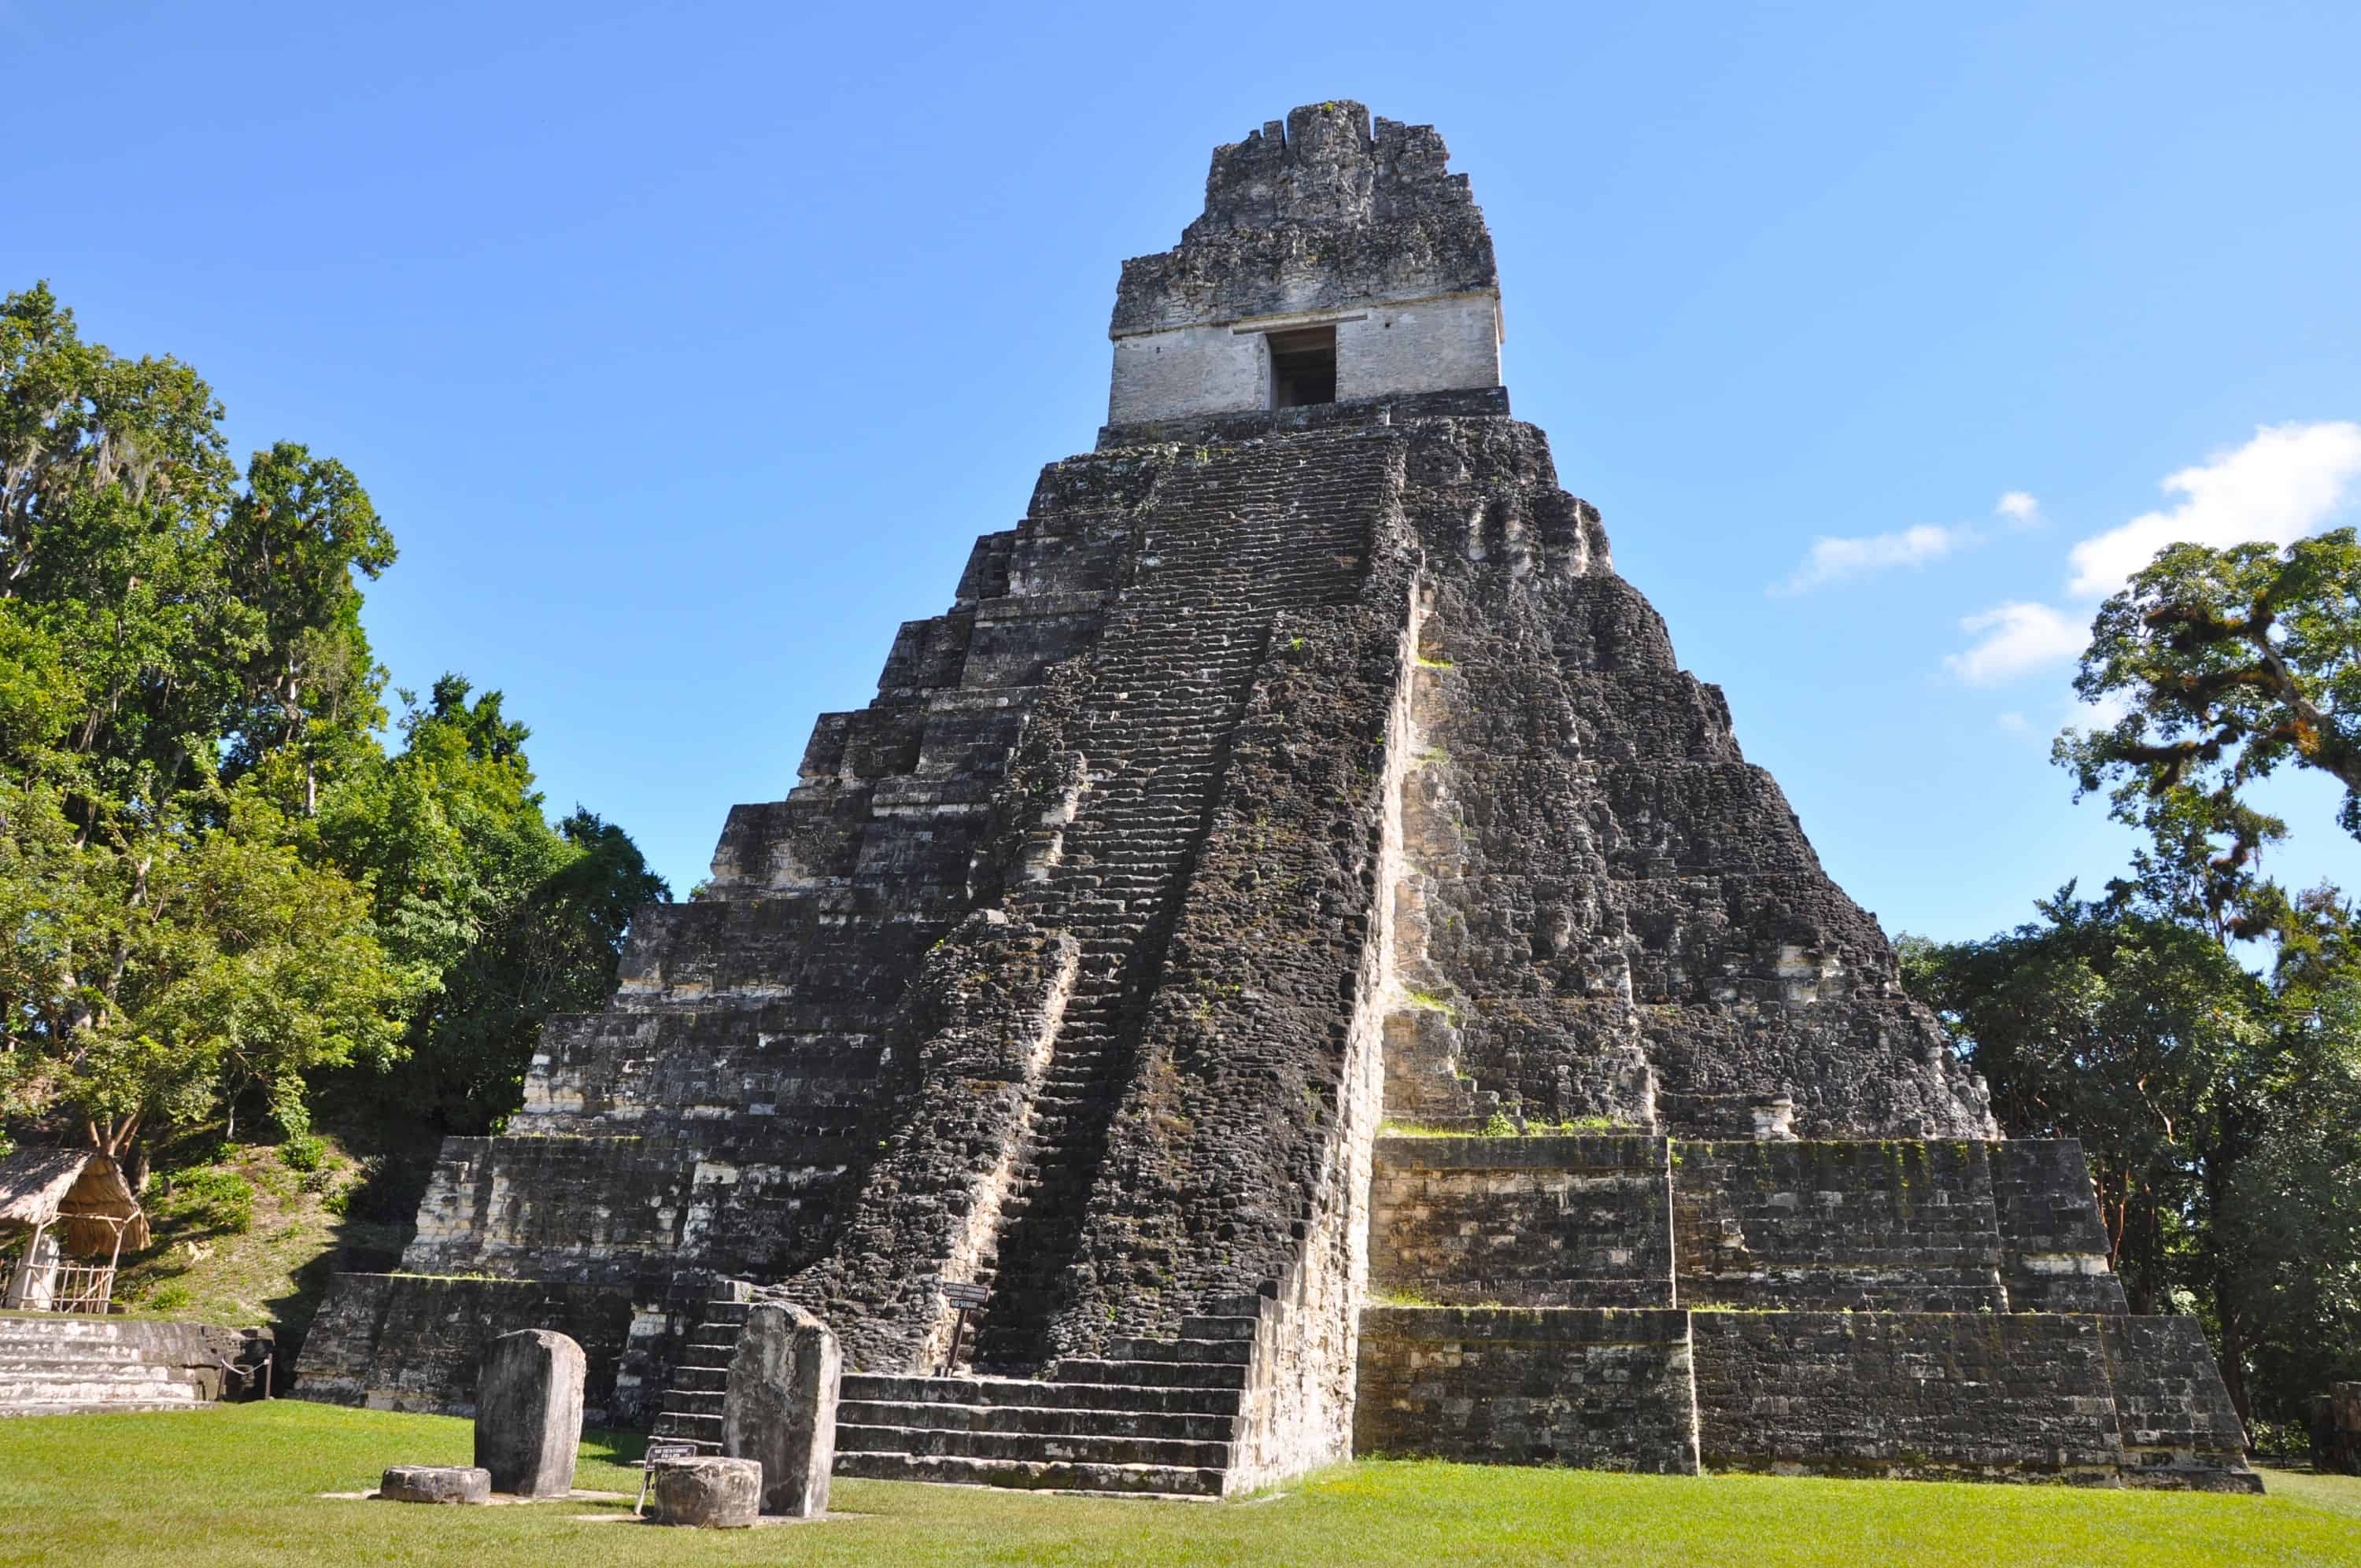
[833,1448,1223,1498]
[1050,1359,1251,1390]
[836,1398,1236,1444]
[652,1409,723,1437]
[0,1349,162,1371]
[0,1399,220,1419]
[0,1377,206,1404]
[1102,1336,1254,1366]
[843,1374,1242,1418]
[0,1340,156,1362]
[1178,1316,1262,1342]
[836,1421,1232,1470]
[0,1361,206,1385]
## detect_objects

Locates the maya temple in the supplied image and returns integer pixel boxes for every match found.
[297,101,2260,1497]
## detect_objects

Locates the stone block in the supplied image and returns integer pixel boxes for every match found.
[648,1456,762,1528]
[722,1303,839,1517]
[2311,1382,2361,1476]
[473,1329,584,1498]
[377,1466,490,1504]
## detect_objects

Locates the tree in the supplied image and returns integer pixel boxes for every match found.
[0,778,423,1155]
[0,282,665,1164]
[2064,529,2361,847]
[312,678,670,1132]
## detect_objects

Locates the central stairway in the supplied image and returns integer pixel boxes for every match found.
[833,1312,1261,1498]
[652,1291,1266,1498]
[963,427,1396,1372]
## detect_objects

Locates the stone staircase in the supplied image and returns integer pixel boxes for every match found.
[0,1316,268,1417]
[968,430,1395,1373]
[647,1294,752,1453]
[833,1312,1262,1497]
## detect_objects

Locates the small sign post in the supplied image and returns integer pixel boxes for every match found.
[935,1279,990,1375]
[635,1441,699,1516]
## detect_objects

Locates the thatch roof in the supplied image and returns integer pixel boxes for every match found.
[0,1148,148,1255]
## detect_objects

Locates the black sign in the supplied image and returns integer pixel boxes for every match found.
[939,1282,990,1308]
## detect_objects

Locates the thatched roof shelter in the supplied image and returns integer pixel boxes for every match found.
[0,1147,149,1255]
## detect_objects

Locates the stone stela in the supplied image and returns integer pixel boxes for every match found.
[297,100,2261,1500]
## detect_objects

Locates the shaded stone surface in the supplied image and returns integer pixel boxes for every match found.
[377,1466,490,1504]
[473,1329,583,1498]
[1355,1306,1698,1473]
[722,1303,837,1517]
[2313,1382,2361,1476]
[648,1456,761,1528]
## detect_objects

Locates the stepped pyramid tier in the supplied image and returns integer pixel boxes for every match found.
[297,101,2255,1496]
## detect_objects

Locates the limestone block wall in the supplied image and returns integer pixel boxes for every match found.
[1107,295,1501,427]
[1354,1306,1699,1472]
[1109,104,1496,338]
[294,1275,635,1422]
[1690,1310,2127,1482]
[1221,585,1420,1491]
[1386,414,1994,1139]
[1991,1140,2130,1313]
[1672,1140,2009,1312]
[2099,1315,2252,1481]
[1369,1135,1674,1308]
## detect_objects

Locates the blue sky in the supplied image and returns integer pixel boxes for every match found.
[5,1,2357,941]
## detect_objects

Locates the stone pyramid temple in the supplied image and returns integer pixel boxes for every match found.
[299,101,2258,1496]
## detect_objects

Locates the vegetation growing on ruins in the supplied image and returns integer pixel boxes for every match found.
[1,1401,2354,1566]
[1904,532,2361,1446]
[0,282,666,1209]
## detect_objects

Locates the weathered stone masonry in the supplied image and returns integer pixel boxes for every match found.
[297,100,2257,1497]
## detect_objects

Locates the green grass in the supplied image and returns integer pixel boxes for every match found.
[0,1403,2355,1566]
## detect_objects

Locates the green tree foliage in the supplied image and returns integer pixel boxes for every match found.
[316,677,667,1132]
[2063,529,2361,851]
[0,282,666,1160]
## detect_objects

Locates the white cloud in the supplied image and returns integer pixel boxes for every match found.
[1943,422,2361,686]
[2066,421,2361,597]
[1943,601,2089,686]
[1996,710,2030,735]
[1774,523,1966,595]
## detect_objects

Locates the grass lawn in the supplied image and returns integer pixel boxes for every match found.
[0,1401,2355,1566]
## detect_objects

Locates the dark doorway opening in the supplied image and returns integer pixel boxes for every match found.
[1267,326,1337,408]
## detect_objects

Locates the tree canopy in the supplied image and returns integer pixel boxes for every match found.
[0,282,666,1162]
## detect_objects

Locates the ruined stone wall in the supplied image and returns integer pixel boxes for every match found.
[2100,1315,2252,1481]
[1107,101,1500,426]
[294,1275,636,1421]
[1690,1310,2126,1482]
[1991,1140,2131,1313]
[1110,103,1495,337]
[1672,1141,2009,1312]
[1355,1306,1699,1472]
[1389,414,1995,1139]
[1109,296,1501,427]
[1369,1135,1674,1308]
